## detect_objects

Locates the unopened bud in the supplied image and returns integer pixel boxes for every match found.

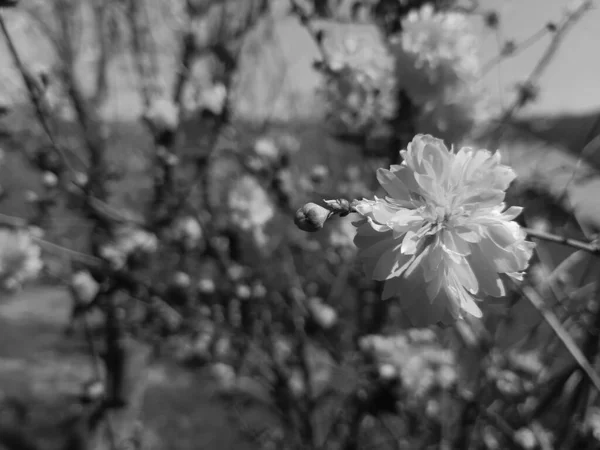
[295,202,331,232]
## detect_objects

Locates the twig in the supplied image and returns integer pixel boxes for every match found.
[481,26,550,76]
[524,227,600,255]
[487,0,592,148]
[0,12,76,174]
[517,283,600,394]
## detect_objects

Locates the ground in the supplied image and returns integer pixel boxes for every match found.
[0,286,257,450]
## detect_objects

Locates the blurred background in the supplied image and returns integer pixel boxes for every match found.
[1,0,600,449]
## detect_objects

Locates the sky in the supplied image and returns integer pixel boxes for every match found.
[477,0,600,116]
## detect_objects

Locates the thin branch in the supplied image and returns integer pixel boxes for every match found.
[0,12,76,174]
[524,227,600,255]
[517,283,600,395]
[487,0,593,148]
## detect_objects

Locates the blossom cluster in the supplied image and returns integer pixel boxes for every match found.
[321,30,398,137]
[389,4,487,140]
[227,174,275,247]
[360,329,457,405]
[0,226,44,291]
[99,226,159,270]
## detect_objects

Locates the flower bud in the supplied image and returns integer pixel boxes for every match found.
[294,202,331,232]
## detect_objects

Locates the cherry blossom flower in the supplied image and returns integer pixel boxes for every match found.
[352,134,534,326]
[0,226,43,290]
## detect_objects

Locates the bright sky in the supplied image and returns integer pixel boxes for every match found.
[478,0,600,116]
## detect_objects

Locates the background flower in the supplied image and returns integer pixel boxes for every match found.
[0,226,43,290]
[389,4,489,142]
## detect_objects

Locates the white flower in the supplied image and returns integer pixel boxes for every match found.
[199,82,227,115]
[390,4,487,139]
[143,98,180,134]
[100,227,158,269]
[70,270,99,305]
[322,32,398,136]
[0,227,43,290]
[172,216,204,250]
[228,175,274,246]
[352,134,534,326]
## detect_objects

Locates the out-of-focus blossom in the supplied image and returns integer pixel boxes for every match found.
[389,4,487,140]
[235,284,252,300]
[360,330,456,401]
[586,407,600,441]
[0,227,43,290]
[172,216,204,250]
[143,98,180,134]
[173,271,191,288]
[307,297,338,329]
[228,175,274,247]
[328,216,357,257]
[100,226,158,270]
[352,134,534,326]
[211,362,236,391]
[197,277,216,294]
[322,32,398,137]
[253,137,279,161]
[198,82,227,115]
[42,171,58,188]
[69,270,99,305]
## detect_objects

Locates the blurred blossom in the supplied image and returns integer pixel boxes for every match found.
[100,226,158,270]
[361,330,456,401]
[235,284,252,300]
[389,4,488,140]
[143,98,179,134]
[328,217,357,256]
[172,216,204,250]
[514,428,537,449]
[322,33,398,137]
[25,190,39,203]
[42,171,58,188]
[288,370,306,398]
[227,263,246,282]
[253,137,279,161]
[307,297,338,329]
[275,133,300,155]
[69,270,99,305]
[211,362,236,391]
[198,82,227,115]
[173,271,191,288]
[353,134,534,326]
[0,227,43,291]
[310,164,329,184]
[251,282,267,298]
[198,277,216,294]
[586,407,600,441]
[228,175,275,247]
[73,171,89,187]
